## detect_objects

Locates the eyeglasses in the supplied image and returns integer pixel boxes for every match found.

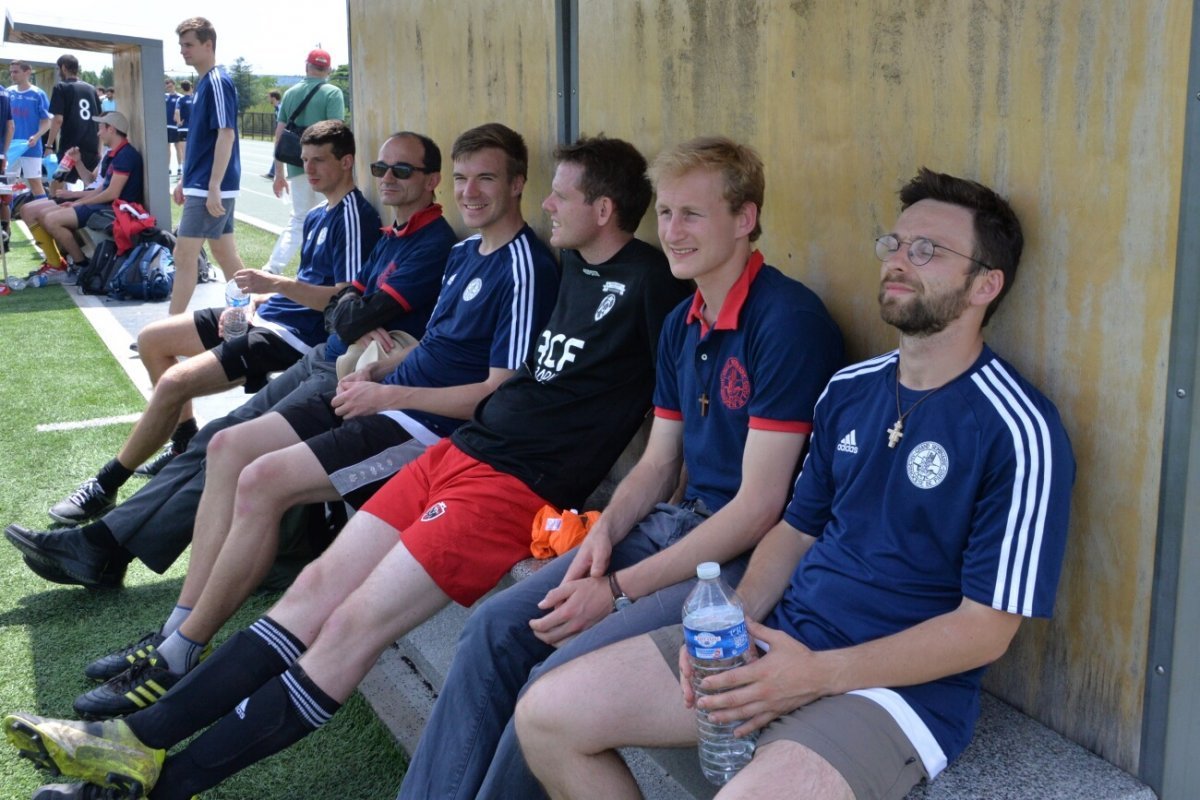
[874,234,992,270]
[369,161,431,180]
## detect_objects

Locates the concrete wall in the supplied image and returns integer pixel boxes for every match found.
[350,0,1192,773]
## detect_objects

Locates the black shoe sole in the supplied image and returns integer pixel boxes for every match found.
[5,525,106,587]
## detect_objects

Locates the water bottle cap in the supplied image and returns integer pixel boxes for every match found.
[696,562,720,580]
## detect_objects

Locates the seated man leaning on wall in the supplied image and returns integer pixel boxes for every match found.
[57,122,562,720]
[4,130,454,591]
[515,167,1077,800]
[19,111,143,283]
[1,132,690,800]
[398,134,846,800]
[38,120,381,526]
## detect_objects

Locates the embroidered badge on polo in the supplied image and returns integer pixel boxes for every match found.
[420,502,447,521]
[907,441,949,489]
[317,228,328,246]
[462,278,482,301]
[720,357,751,409]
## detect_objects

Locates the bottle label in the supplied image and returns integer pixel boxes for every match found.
[684,620,749,660]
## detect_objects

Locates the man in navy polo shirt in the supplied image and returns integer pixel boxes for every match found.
[169,17,245,315]
[7,131,454,590]
[28,111,143,281]
[39,120,380,528]
[400,135,845,800]
[518,168,1076,800]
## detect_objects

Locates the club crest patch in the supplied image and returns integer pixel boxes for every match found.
[720,357,751,409]
[462,278,482,301]
[421,501,447,522]
[316,228,328,246]
[907,441,949,489]
[595,294,616,321]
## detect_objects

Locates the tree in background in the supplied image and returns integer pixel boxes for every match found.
[329,64,351,117]
[229,57,262,111]
[79,66,113,89]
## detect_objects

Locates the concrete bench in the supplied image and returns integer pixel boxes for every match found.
[361,572,1155,799]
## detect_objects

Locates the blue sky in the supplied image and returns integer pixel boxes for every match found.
[1,2,350,77]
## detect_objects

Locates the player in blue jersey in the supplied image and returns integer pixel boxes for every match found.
[7,61,51,198]
[7,132,454,592]
[517,167,1077,800]
[0,131,689,800]
[169,17,245,315]
[399,135,844,800]
[37,120,380,529]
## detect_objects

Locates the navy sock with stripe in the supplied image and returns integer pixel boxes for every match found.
[150,664,341,799]
[126,616,305,749]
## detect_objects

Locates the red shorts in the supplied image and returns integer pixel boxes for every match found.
[360,439,550,606]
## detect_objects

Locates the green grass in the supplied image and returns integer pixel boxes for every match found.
[0,231,403,797]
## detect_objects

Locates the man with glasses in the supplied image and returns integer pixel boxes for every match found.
[7,131,453,593]
[515,168,1076,800]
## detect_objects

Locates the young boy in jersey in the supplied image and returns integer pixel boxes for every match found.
[18,111,143,283]
[58,123,560,720]
[173,81,193,170]
[170,17,246,314]
[6,131,456,591]
[398,135,845,800]
[2,133,689,800]
[46,54,101,197]
[515,168,1076,800]
[164,79,181,176]
[37,120,380,527]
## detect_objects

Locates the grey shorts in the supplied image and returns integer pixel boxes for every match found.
[651,627,929,800]
[178,194,236,239]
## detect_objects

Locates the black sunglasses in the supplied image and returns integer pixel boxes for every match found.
[369,161,431,180]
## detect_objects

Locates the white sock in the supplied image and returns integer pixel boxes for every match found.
[155,631,207,676]
[161,604,192,637]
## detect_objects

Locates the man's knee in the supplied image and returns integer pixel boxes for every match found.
[153,362,208,405]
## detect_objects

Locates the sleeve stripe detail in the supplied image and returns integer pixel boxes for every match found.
[341,198,362,283]
[506,234,537,369]
[972,360,1056,616]
[654,407,683,420]
[208,71,230,127]
[381,284,412,311]
[749,418,813,434]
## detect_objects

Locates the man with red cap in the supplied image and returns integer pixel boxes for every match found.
[263,48,346,274]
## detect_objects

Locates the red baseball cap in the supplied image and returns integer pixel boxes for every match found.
[306,49,332,70]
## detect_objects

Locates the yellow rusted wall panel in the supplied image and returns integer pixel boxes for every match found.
[348,0,557,240]
[577,0,1189,772]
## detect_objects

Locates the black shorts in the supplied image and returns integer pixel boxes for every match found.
[277,391,424,509]
[193,307,304,393]
[178,129,189,142]
[167,128,180,144]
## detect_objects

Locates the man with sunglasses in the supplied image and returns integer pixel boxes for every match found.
[516,168,1076,800]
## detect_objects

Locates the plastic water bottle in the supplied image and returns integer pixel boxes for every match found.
[53,154,76,182]
[223,279,250,339]
[5,274,26,291]
[683,562,755,785]
[27,273,48,288]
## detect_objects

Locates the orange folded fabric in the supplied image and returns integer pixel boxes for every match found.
[530,505,601,559]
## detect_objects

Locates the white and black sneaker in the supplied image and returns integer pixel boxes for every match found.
[48,479,116,525]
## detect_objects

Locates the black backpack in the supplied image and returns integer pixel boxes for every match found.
[76,239,123,295]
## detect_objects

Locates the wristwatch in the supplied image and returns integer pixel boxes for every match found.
[608,571,633,611]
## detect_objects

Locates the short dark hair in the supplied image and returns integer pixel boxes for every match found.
[180,80,192,92]
[9,60,31,73]
[268,90,281,101]
[176,17,217,47]
[898,167,1024,325]
[56,55,79,75]
[301,119,355,159]
[390,131,442,173]
[451,123,527,181]
[648,136,766,241]
[553,134,651,234]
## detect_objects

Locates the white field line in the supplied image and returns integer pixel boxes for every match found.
[234,211,284,235]
[37,414,142,432]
